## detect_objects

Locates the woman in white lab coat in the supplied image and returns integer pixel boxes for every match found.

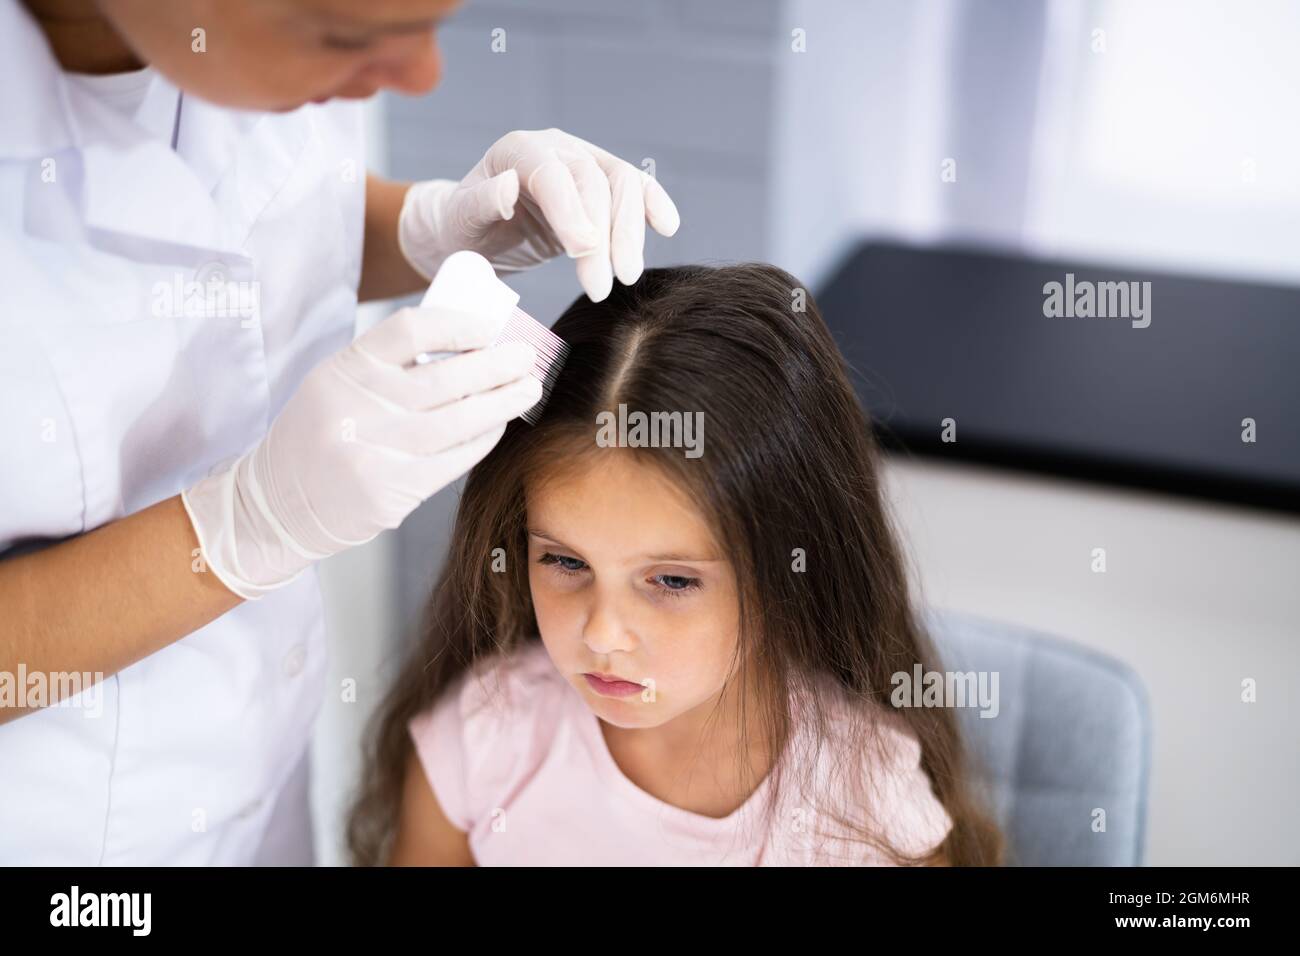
[0,0,678,865]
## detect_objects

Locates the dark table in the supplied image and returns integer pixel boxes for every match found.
[816,241,1299,514]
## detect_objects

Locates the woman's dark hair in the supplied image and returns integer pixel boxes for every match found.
[348,262,1003,865]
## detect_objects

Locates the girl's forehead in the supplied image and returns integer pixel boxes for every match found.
[524,452,722,560]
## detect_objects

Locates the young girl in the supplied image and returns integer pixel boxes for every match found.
[348,263,1003,866]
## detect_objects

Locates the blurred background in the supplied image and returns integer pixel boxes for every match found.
[311,0,1300,865]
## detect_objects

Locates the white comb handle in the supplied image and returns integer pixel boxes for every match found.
[414,250,520,363]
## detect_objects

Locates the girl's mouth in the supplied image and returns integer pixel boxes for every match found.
[583,673,644,698]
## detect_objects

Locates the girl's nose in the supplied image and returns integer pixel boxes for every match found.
[581,597,637,657]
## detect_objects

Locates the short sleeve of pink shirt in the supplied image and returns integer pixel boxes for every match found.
[407,640,954,865]
[407,674,475,833]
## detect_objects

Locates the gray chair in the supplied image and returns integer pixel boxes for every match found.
[922,609,1152,866]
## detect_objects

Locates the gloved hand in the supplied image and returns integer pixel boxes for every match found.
[182,304,541,600]
[397,127,681,303]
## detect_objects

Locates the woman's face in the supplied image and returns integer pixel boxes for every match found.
[526,451,743,732]
[96,0,459,111]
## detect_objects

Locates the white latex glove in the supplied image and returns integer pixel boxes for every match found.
[397,127,681,303]
[182,304,542,600]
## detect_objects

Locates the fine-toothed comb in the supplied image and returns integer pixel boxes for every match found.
[412,250,569,426]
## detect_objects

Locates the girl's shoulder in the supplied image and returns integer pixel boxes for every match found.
[802,671,930,773]
[423,638,563,737]
[779,673,954,863]
[406,639,565,832]
[466,636,562,704]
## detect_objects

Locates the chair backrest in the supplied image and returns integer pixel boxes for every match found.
[920,609,1152,866]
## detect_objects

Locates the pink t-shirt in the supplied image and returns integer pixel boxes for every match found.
[407,639,952,866]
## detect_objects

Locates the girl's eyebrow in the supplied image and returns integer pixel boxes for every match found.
[645,552,726,564]
[527,529,724,563]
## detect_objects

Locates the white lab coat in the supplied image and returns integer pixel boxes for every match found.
[0,0,366,864]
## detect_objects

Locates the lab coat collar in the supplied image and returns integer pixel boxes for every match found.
[2,0,293,259]
[0,0,77,158]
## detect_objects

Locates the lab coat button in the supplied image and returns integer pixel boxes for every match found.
[282,644,306,678]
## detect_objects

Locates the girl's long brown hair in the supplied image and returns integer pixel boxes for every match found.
[348,262,1003,865]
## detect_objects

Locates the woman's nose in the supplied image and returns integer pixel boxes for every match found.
[365,31,443,97]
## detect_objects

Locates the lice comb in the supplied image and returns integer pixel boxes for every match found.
[490,305,570,425]
[413,251,570,425]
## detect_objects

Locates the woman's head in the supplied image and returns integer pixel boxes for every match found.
[350,262,1003,865]
[58,0,456,109]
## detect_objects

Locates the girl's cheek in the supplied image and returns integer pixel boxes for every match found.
[683,598,741,662]
[528,573,573,626]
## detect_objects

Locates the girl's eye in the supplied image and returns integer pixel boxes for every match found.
[537,552,587,576]
[651,574,702,598]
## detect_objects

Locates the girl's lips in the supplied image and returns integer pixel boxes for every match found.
[583,673,644,698]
